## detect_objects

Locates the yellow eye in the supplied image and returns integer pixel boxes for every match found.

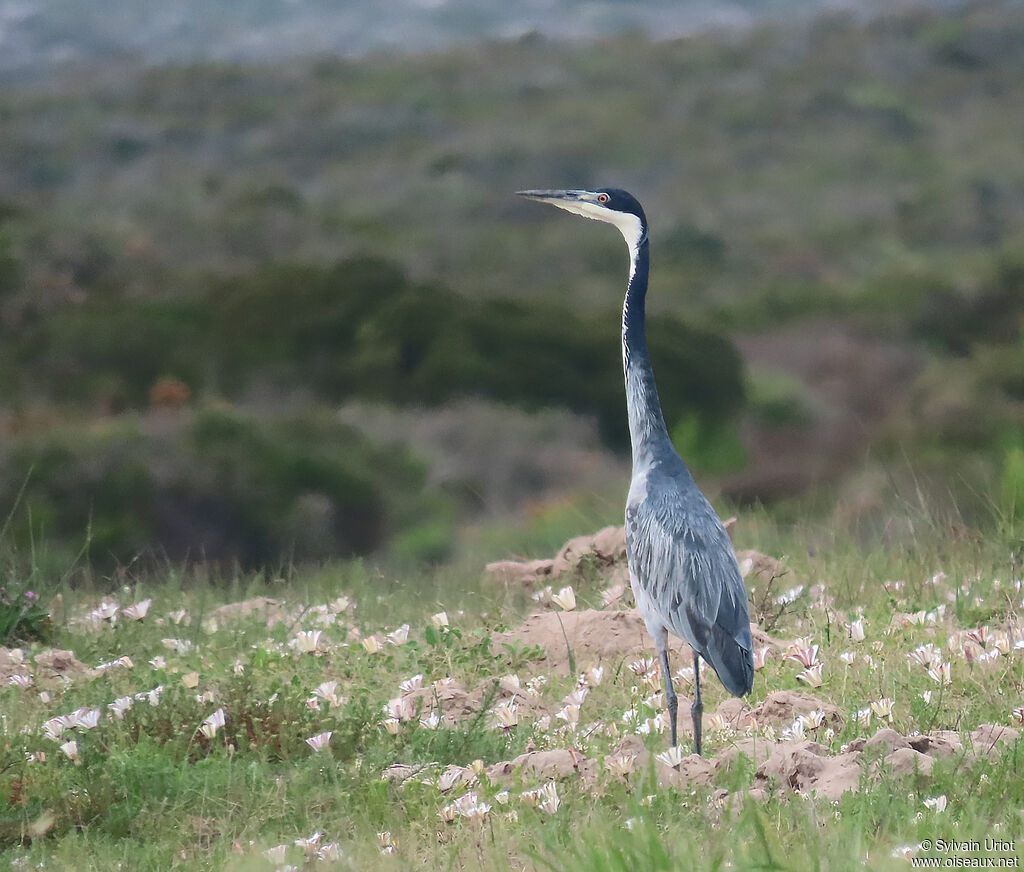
[597,193,609,204]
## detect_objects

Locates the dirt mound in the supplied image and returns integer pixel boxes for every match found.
[34,649,96,683]
[488,748,597,783]
[492,608,691,671]
[486,525,626,585]
[716,690,842,731]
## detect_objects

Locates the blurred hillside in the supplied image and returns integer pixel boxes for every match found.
[0,0,902,80]
[1,0,1023,569]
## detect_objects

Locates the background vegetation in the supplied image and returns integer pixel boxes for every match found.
[0,0,1022,567]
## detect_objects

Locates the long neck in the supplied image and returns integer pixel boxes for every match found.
[622,234,671,464]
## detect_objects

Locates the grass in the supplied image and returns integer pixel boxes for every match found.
[0,512,1022,871]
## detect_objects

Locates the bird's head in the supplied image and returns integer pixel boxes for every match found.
[516,188,648,254]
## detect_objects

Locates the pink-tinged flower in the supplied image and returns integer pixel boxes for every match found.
[601,584,625,607]
[384,696,417,722]
[71,708,101,730]
[430,611,450,629]
[122,598,152,621]
[199,708,226,739]
[581,666,604,687]
[8,673,33,689]
[908,643,942,669]
[628,657,657,678]
[786,643,819,669]
[312,680,343,709]
[927,662,952,686]
[796,664,824,687]
[847,618,866,642]
[966,626,990,648]
[1010,706,1024,725]
[752,647,771,670]
[305,731,333,752]
[839,651,856,666]
[398,674,423,694]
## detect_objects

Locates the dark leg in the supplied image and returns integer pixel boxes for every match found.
[657,640,678,747]
[692,651,703,756]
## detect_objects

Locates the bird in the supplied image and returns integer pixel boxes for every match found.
[516,188,754,754]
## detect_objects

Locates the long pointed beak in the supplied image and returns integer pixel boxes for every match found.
[516,189,587,203]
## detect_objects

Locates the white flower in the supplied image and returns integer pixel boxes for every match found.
[199,708,226,739]
[109,697,134,719]
[551,586,576,611]
[8,673,33,689]
[161,638,192,654]
[581,666,604,687]
[927,662,952,686]
[420,711,441,730]
[556,704,580,728]
[122,598,152,621]
[294,831,323,856]
[796,664,824,687]
[60,740,79,762]
[924,794,947,812]
[381,718,401,736]
[90,601,119,623]
[537,782,560,814]
[387,624,410,645]
[431,611,450,629]
[656,745,685,768]
[493,701,519,731]
[70,708,101,730]
[289,630,323,654]
[848,618,866,642]
[361,635,382,654]
[870,698,895,721]
[604,753,637,778]
[305,731,333,752]
[398,674,423,694]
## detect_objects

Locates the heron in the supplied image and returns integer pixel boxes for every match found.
[516,188,754,753]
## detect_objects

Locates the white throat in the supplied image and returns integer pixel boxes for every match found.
[547,200,646,278]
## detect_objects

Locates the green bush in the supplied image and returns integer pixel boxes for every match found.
[0,407,449,569]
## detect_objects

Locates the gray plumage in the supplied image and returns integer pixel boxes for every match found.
[517,187,754,753]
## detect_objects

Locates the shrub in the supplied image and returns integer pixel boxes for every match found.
[0,407,450,570]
